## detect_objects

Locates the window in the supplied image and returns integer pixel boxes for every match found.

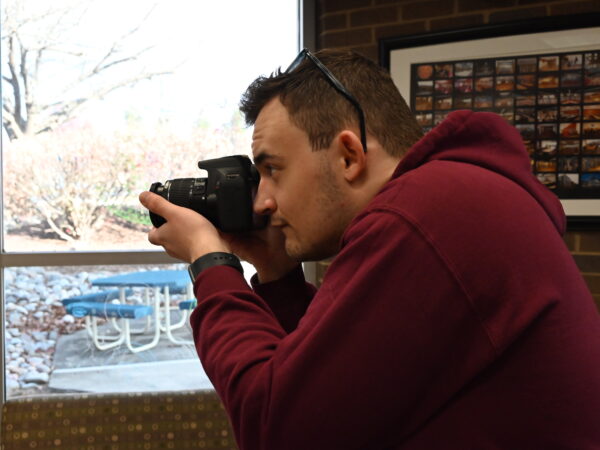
[2,0,299,400]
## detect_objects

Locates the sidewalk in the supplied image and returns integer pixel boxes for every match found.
[49,312,214,393]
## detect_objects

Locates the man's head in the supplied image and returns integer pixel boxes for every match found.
[240,48,422,158]
[241,49,422,261]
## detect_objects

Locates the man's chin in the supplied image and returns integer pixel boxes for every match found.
[284,237,316,262]
[285,240,337,263]
[284,240,304,262]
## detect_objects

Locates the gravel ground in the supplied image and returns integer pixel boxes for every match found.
[3,263,184,398]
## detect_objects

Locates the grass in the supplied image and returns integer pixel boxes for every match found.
[107,205,152,227]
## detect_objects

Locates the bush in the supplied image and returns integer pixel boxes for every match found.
[107,205,152,227]
[5,128,133,242]
[4,123,250,243]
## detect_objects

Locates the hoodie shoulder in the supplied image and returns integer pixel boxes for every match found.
[391,111,566,234]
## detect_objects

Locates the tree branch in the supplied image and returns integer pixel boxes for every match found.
[37,69,172,134]
[5,34,25,134]
[85,4,157,79]
[2,105,24,140]
[91,45,155,76]
[1,0,170,140]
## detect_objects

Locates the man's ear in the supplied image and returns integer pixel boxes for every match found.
[337,130,366,182]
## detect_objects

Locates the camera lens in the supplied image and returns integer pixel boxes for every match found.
[148,178,208,228]
[163,178,196,207]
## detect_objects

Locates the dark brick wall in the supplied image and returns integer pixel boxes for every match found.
[564,231,600,308]
[314,0,600,305]
[316,0,600,62]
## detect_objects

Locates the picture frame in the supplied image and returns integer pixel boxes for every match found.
[379,14,600,230]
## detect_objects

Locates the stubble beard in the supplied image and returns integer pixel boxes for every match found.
[283,161,347,262]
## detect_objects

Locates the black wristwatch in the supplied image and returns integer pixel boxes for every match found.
[188,252,244,282]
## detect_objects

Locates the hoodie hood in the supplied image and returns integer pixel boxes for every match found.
[393,110,566,234]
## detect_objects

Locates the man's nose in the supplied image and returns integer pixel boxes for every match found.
[253,186,276,216]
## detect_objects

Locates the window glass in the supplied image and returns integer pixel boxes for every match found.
[2,0,298,252]
[4,261,255,398]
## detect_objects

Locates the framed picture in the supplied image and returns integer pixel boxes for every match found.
[379,14,600,229]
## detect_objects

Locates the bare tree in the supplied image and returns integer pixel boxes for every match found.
[1,0,172,140]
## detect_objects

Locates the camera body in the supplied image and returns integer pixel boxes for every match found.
[149,155,266,233]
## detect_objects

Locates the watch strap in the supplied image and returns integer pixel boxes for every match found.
[188,252,244,282]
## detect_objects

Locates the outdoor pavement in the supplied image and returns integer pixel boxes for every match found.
[49,310,214,393]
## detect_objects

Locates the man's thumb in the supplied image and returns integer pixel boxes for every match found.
[139,191,171,215]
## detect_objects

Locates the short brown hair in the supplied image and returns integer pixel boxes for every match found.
[239,49,423,157]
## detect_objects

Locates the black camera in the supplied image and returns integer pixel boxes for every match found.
[149,155,267,233]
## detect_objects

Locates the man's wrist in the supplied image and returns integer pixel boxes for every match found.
[188,252,244,282]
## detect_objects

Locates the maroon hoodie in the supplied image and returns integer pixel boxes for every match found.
[191,110,600,449]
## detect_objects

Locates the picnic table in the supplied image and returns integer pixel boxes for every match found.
[63,270,195,353]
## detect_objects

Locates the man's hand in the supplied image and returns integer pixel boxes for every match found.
[139,191,230,263]
[223,225,299,284]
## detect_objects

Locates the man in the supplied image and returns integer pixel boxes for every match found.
[140,49,600,449]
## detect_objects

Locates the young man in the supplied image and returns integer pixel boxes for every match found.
[140,49,600,449]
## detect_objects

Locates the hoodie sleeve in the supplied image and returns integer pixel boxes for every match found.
[250,264,317,333]
[190,209,497,450]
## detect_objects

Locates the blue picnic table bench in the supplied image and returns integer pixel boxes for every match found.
[61,270,195,352]
[61,288,153,319]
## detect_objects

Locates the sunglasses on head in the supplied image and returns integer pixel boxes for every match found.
[285,48,367,153]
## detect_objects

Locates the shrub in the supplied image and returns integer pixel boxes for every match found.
[5,127,137,242]
[3,122,250,243]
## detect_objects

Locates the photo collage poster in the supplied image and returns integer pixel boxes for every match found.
[410,50,600,198]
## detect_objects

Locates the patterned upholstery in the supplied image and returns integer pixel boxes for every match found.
[1,390,237,449]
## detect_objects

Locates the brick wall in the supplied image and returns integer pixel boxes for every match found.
[565,231,600,307]
[314,0,600,306]
[316,0,600,62]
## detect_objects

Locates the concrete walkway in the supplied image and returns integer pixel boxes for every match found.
[49,313,214,393]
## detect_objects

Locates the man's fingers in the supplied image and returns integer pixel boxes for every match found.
[139,191,174,217]
[147,227,162,246]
